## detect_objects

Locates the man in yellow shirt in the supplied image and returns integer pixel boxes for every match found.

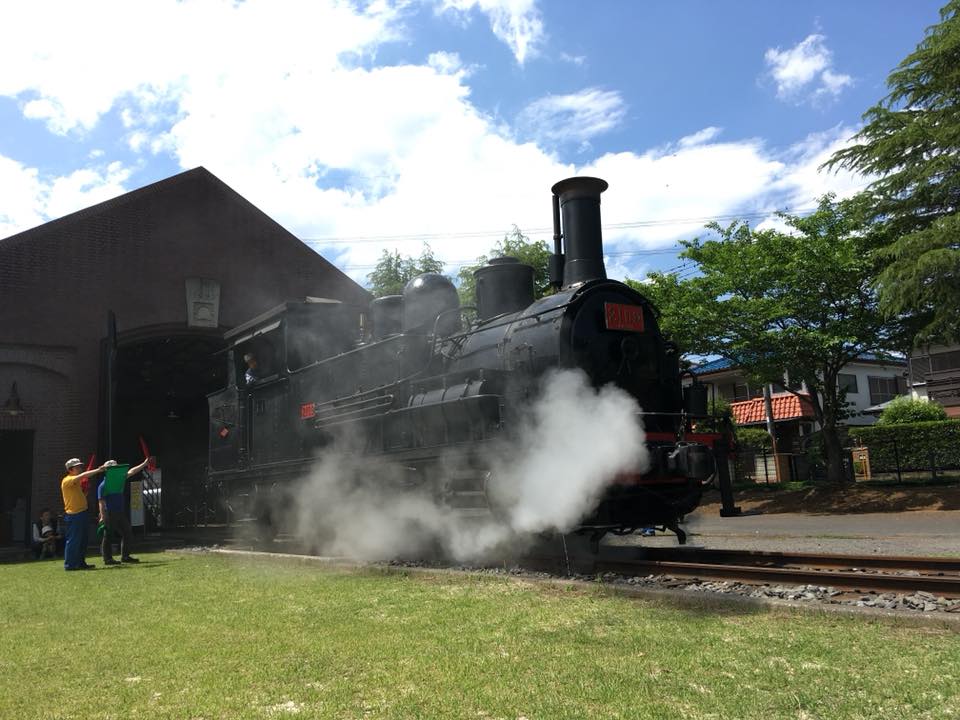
[61,458,108,571]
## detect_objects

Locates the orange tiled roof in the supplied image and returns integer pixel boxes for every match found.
[730,392,815,425]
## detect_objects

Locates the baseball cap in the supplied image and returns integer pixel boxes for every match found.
[65,457,83,470]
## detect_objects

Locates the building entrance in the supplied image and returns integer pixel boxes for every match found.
[0,430,34,545]
[108,332,225,528]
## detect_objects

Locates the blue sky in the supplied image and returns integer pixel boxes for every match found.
[0,0,946,285]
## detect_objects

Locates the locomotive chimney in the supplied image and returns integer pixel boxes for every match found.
[551,176,608,288]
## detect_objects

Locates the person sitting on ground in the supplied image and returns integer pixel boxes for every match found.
[97,455,152,565]
[62,457,109,571]
[31,508,62,559]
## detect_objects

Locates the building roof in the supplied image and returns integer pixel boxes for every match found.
[689,357,735,374]
[691,353,905,377]
[0,166,370,308]
[730,392,815,425]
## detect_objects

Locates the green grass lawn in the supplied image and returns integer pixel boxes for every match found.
[1,552,957,720]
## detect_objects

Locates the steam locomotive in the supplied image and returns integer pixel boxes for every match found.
[207,177,717,546]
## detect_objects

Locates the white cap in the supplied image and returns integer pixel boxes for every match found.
[104,460,118,467]
[65,457,83,470]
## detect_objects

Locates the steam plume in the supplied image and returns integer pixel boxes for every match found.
[288,369,649,562]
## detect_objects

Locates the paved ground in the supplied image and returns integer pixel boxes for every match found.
[612,508,960,557]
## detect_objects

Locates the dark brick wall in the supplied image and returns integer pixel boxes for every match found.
[0,168,368,532]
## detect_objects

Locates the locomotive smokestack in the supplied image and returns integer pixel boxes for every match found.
[551,176,608,287]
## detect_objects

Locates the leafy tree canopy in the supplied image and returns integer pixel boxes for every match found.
[825,0,960,342]
[876,396,948,425]
[457,226,552,307]
[643,195,908,482]
[366,244,445,298]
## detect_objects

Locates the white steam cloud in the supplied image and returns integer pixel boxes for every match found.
[288,369,649,562]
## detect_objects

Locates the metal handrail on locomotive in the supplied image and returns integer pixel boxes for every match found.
[206,176,722,545]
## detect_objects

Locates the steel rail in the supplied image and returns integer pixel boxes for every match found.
[586,546,960,596]
[630,547,960,572]
[595,559,960,596]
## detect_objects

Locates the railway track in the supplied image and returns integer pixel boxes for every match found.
[562,546,960,597]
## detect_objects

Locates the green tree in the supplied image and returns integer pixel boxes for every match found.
[457,226,552,307]
[643,195,907,483]
[366,244,445,297]
[876,396,948,425]
[825,1,960,342]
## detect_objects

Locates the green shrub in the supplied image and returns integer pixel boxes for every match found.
[876,396,948,425]
[736,427,772,450]
[852,420,960,471]
[693,396,734,432]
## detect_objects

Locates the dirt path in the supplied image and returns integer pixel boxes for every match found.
[699,483,960,515]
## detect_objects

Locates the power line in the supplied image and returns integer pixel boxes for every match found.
[339,247,689,271]
[300,205,819,246]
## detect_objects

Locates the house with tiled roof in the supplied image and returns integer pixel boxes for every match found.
[688,354,908,432]
[687,355,908,483]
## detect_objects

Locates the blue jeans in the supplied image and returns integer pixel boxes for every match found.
[64,510,89,570]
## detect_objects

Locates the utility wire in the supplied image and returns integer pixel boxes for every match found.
[339,246,689,271]
[301,205,818,246]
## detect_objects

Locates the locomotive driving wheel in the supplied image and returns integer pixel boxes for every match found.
[431,464,498,522]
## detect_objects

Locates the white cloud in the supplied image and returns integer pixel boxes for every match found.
[0,1,872,285]
[819,68,854,97]
[765,124,868,210]
[0,155,131,238]
[678,127,722,148]
[764,34,852,104]
[570,125,869,258]
[517,88,626,146]
[427,51,465,75]
[436,0,544,64]
[0,0,398,135]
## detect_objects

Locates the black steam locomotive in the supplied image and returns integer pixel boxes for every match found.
[207,177,716,545]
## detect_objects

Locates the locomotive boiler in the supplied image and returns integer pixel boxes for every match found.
[207,176,717,546]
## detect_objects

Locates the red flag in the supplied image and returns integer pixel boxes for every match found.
[139,435,157,471]
[81,454,96,493]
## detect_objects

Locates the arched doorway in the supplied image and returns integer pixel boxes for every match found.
[107,327,226,527]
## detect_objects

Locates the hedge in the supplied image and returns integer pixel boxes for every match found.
[735,427,773,450]
[851,420,960,471]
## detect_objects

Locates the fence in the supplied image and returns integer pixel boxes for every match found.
[734,420,960,484]
[733,449,810,484]
[849,434,960,483]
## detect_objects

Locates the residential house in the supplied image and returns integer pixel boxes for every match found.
[689,354,908,435]
[688,354,907,482]
[908,344,960,418]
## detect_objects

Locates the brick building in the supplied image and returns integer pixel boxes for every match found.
[0,168,369,545]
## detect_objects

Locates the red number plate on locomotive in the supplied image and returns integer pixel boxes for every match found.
[604,302,645,332]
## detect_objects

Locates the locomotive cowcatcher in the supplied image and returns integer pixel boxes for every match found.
[207,176,721,546]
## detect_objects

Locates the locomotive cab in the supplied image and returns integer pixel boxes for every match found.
[207,298,363,476]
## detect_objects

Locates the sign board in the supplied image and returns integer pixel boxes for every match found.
[129,480,144,527]
[604,302,645,333]
[185,277,221,328]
